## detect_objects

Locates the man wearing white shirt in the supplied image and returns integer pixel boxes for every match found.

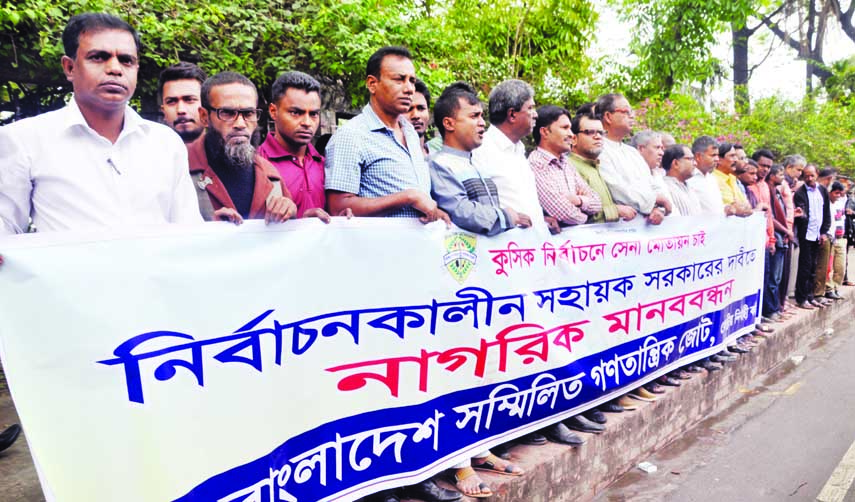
[687,135,727,216]
[0,13,201,248]
[595,93,671,225]
[473,79,559,234]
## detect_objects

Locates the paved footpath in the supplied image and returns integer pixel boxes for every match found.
[596,300,855,502]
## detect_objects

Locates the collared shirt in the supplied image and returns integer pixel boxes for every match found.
[806,184,824,241]
[257,132,325,218]
[749,180,776,247]
[687,170,725,215]
[0,98,201,234]
[664,176,701,216]
[472,126,544,224]
[324,104,430,218]
[598,137,661,214]
[569,153,620,223]
[429,145,511,236]
[712,169,749,206]
[529,147,601,225]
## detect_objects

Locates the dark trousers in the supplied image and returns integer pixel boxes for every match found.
[795,238,820,303]
[779,242,793,306]
[763,248,784,316]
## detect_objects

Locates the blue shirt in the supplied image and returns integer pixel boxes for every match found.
[324,104,431,218]
[806,184,823,241]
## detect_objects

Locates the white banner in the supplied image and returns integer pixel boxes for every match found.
[0,214,766,501]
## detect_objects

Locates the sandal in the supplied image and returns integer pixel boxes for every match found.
[454,466,492,498]
[472,453,524,476]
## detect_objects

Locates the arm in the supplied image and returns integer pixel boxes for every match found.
[531,163,588,225]
[429,159,512,235]
[597,147,657,214]
[573,169,602,216]
[0,126,34,234]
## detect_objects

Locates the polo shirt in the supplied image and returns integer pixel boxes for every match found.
[324,104,430,219]
[257,132,325,218]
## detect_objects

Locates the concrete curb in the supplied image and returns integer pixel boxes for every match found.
[438,290,854,502]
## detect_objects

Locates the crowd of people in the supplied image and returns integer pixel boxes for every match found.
[1,12,853,502]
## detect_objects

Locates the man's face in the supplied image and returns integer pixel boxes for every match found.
[540,114,573,156]
[572,117,605,160]
[161,79,204,142]
[738,166,758,185]
[269,87,321,149]
[448,98,486,152]
[735,147,747,162]
[768,170,784,186]
[61,29,138,114]
[407,92,430,137]
[368,55,416,117]
[719,147,739,174]
[606,97,634,137]
[785,163,804,180]
[695,144,719,174]
[638,136,664,169]
[512,97,538,139]
[673,146,696,181]
[803,166,818,187]
[830,189,845,203]
[755,156,773,181]
[203,83,258,167]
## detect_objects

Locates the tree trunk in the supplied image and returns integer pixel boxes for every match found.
[732,25,751,114]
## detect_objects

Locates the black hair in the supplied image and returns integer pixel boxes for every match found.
[157,62,207,104]
[718,142,735,158]
[366,46,412,78]
[594,93,624,120]
[831,181,845,192]
[413,79,431,107]
[751,148,775,162]
[433,82,480,139]
[818,167,837,178]
[533,105,570,145]
[571,103,599,135]
[662,144,688,173]
[692,135,717,154]
[767,164,784,179]
[201,72,257,110]
[63,12,140,58]
[270,71,321,103]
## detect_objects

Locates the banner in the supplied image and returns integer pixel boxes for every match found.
[0,214,765,502]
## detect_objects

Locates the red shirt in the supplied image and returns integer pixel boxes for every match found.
[257,132,325,218]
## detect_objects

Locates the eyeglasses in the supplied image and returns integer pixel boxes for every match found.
[611,108,634,117]
[208,107,262,123]
[577,129,606,137]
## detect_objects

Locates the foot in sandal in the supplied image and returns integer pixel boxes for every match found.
[472,453,524,476]
[454,466,492,498]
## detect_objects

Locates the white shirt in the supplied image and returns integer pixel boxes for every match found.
[598,137,661,215]
[687,169,725,216]
[472,126,544,223]
[831,197,847,237]
[0,98,202,234]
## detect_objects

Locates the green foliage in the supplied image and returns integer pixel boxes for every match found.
[633,94,855,174]
[0,0,597,113]
[614,0,760,98]
[824,57,855,105]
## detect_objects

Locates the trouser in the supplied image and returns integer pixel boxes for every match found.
[814,238,832,297]
[779,242,793,306]
[787,243,800,298]
[453,451,491,469]
[762,249,782,316]
[795,239,820,303]
[829,238,848,291]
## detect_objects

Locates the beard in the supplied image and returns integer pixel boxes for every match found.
[175,123,204,143]
[205,127,255,171]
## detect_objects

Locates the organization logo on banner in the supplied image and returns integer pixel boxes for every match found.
[443,232,478,283]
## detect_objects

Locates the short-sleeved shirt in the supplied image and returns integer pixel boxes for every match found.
[257,132,325,218]
[712,168,749,206]
[324,104,431,218]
